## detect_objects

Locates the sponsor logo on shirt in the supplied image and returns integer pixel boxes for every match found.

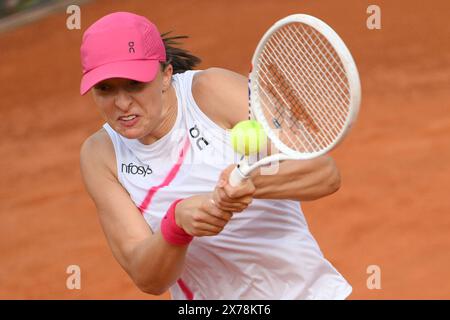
[121,163,153,177]
[189,125,209,151]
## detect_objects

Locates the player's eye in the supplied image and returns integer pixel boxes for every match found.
[127,80,145,91]
[94,83,112,92]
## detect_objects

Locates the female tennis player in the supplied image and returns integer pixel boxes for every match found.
[79,12,352,299]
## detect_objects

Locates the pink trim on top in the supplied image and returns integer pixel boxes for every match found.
[137,135,194,300]
[138,136,191,212]
[177,279,194,300]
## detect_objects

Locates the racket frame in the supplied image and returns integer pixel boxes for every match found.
[229,14,361,186]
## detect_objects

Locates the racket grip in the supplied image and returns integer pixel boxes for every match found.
[229,160,250,187]
[229,167,246,187]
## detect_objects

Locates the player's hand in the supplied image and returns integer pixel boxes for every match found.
[212,164,256,213]
[174,194,233,237]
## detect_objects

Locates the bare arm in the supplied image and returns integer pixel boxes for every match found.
[80,130,188,295]
[80,129,250,294]
[194,68,341,202]
[250,156,341,201]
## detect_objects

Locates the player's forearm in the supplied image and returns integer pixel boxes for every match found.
[250,155,341,201]
[126,233,189,295]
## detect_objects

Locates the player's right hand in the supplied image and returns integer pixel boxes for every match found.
[174,194,234,237]
[212,164,256,213]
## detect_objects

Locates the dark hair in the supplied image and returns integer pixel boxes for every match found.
[160,32,201,73]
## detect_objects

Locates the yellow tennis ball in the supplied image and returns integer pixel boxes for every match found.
[230,120,267,155]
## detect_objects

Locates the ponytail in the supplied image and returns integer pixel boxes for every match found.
[161,32,201,73]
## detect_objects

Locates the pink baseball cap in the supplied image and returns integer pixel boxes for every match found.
[80,12,166,95]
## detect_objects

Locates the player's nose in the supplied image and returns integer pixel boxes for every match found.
[114,89,133,111]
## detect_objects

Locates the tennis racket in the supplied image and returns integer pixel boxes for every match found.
[229,14,361,186]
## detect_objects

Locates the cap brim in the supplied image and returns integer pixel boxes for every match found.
[80,59,160,95]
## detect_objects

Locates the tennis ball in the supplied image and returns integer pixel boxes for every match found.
[230,120,267,155]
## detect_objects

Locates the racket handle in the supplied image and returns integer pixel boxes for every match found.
[229,160,250,187]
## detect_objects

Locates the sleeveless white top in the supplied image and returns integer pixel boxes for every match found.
[103,70,352,300]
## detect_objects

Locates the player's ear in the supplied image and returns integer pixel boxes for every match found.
[162,64,173,93]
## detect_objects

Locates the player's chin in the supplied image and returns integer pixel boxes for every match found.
[114,117,144,138]
[115,124,144,139]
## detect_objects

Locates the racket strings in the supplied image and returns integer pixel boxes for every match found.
[280,24,349,131]
[258,58,328,150]
[259,39,338,150]
[294,24,350,114]
[292,25,350,107]
[276,28,347,135]
[263,36,341,145]
[255,22,351,153]
[286,26,349,114]
[258,67,320,151]
[268,63,321,133]
[258,41,326,150]
[298,25,347,85]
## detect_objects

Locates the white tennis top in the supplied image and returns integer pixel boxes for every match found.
[103,70,352,300]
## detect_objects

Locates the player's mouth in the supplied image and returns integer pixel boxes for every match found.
[118,114,139,127]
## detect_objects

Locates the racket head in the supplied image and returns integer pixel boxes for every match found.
[249,14,361,160]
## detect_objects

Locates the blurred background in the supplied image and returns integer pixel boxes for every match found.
[0,0,449,299]
[1,0,52,18]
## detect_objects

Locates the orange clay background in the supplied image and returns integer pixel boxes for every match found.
[0,0,449,299]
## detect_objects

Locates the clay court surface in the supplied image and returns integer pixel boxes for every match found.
[0,0,449,299]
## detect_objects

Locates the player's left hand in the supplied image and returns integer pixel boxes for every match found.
[212,164,256,213]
